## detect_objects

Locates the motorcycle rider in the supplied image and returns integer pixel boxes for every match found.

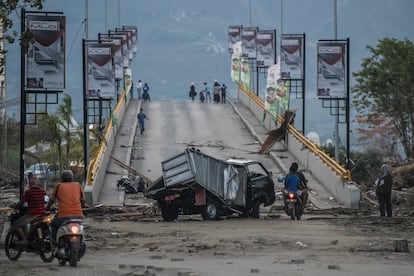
[46,170,86,244]
[283,163,305,208]
[13,176,47,245]
[290,162,309,206]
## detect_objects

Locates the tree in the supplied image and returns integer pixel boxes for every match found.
[57,93,77,168]
[0,0,44,72]
[352,38,414,159]
[38,112,63,172]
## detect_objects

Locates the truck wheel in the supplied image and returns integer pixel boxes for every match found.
[201,200,219,220]
[161,206,179,222]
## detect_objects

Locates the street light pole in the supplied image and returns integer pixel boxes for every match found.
[248,0,252,27]
[118,0,121,27]
[105,0,108,32]
[333,0,340,162]
[85,0,88,39]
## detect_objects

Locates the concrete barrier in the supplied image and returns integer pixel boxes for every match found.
[236,85,360,209]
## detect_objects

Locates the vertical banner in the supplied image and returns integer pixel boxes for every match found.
[115,28,133,61]
[240,57,251,89]
[26,15,66,89]
[256,30,276,67]
[99,34,123,80]
[317,40,347,98]
[109,32,129,68]
[124,67,132,93]
[231,41,242,84]
[241,27,257,59]
[85,42,115,99]
[281,34,304,79]
[122,26,138,54]
[228,25,242,54]
[277,79,291,112]
[265,64,280,119]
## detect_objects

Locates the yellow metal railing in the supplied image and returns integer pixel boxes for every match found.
[86,91,127,186]
[238,84,351,180]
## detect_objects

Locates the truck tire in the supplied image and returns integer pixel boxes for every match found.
[201,200,219,220]
[161,205,179,222]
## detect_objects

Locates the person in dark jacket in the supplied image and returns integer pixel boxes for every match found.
[189,82,197,101]
[221,83,227,104]
[137,108,149,135]
[290,162,308,206]
[142,83,151,101]
[375,163,393,217]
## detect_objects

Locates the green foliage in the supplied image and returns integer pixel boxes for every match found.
[349,151,383,189]
[0,1,45,72]
[352,38,414,159]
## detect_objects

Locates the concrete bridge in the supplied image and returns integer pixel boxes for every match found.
[84,86,360,209]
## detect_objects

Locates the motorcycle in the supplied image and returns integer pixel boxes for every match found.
[54,218,86,267]
[277,175,304,220]
[285,190,303,220]
[4,206,55,262]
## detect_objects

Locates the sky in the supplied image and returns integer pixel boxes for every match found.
[3,0,414,148]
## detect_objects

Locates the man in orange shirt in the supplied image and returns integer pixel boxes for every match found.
[46,170,86,243]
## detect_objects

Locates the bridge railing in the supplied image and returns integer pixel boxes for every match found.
[237,84,359,208]
[84,89,132,204]
[238,84,350,180]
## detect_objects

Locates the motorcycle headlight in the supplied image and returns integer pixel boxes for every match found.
[43,213,55,224]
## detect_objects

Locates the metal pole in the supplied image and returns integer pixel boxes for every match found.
[256,64,259,96]
[333,0,340,162]
[84,0,88,40]
[346,38,350,169]
[82,39,89,178]
[19,8,26,200]
[302,33,306,134]
[280,0,283,35]
[118,0,121,27]
[334,0,338,39]
[249,0,252,27]
[105,0,108,32]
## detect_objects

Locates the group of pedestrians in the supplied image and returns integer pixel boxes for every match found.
[134,79,151,101]
[189,81,227,104]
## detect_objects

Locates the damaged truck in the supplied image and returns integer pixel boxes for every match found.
[145,148,275,221]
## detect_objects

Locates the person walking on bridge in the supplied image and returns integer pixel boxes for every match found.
[221,83,227,104]
[137,80,142,99]
[142,83,151,101]
[203,82,211,103]
[137,108,149,135]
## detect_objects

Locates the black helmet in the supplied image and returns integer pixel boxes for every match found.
[290,162,298,172]
[61,170,74,182]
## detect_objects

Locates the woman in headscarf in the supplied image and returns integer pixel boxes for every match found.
[375,163,393,217]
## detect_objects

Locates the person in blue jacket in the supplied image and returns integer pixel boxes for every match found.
[137,108,149,135]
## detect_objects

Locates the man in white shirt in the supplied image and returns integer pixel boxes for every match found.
[137,79,142,99]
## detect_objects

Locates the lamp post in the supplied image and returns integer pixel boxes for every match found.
[85,0,88,39]
[333,0,340,162]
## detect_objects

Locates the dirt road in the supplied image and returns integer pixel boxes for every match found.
[1,206,413,276]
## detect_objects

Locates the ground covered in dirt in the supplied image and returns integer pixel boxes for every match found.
[1,161,414,275]
[1,201,413,276]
